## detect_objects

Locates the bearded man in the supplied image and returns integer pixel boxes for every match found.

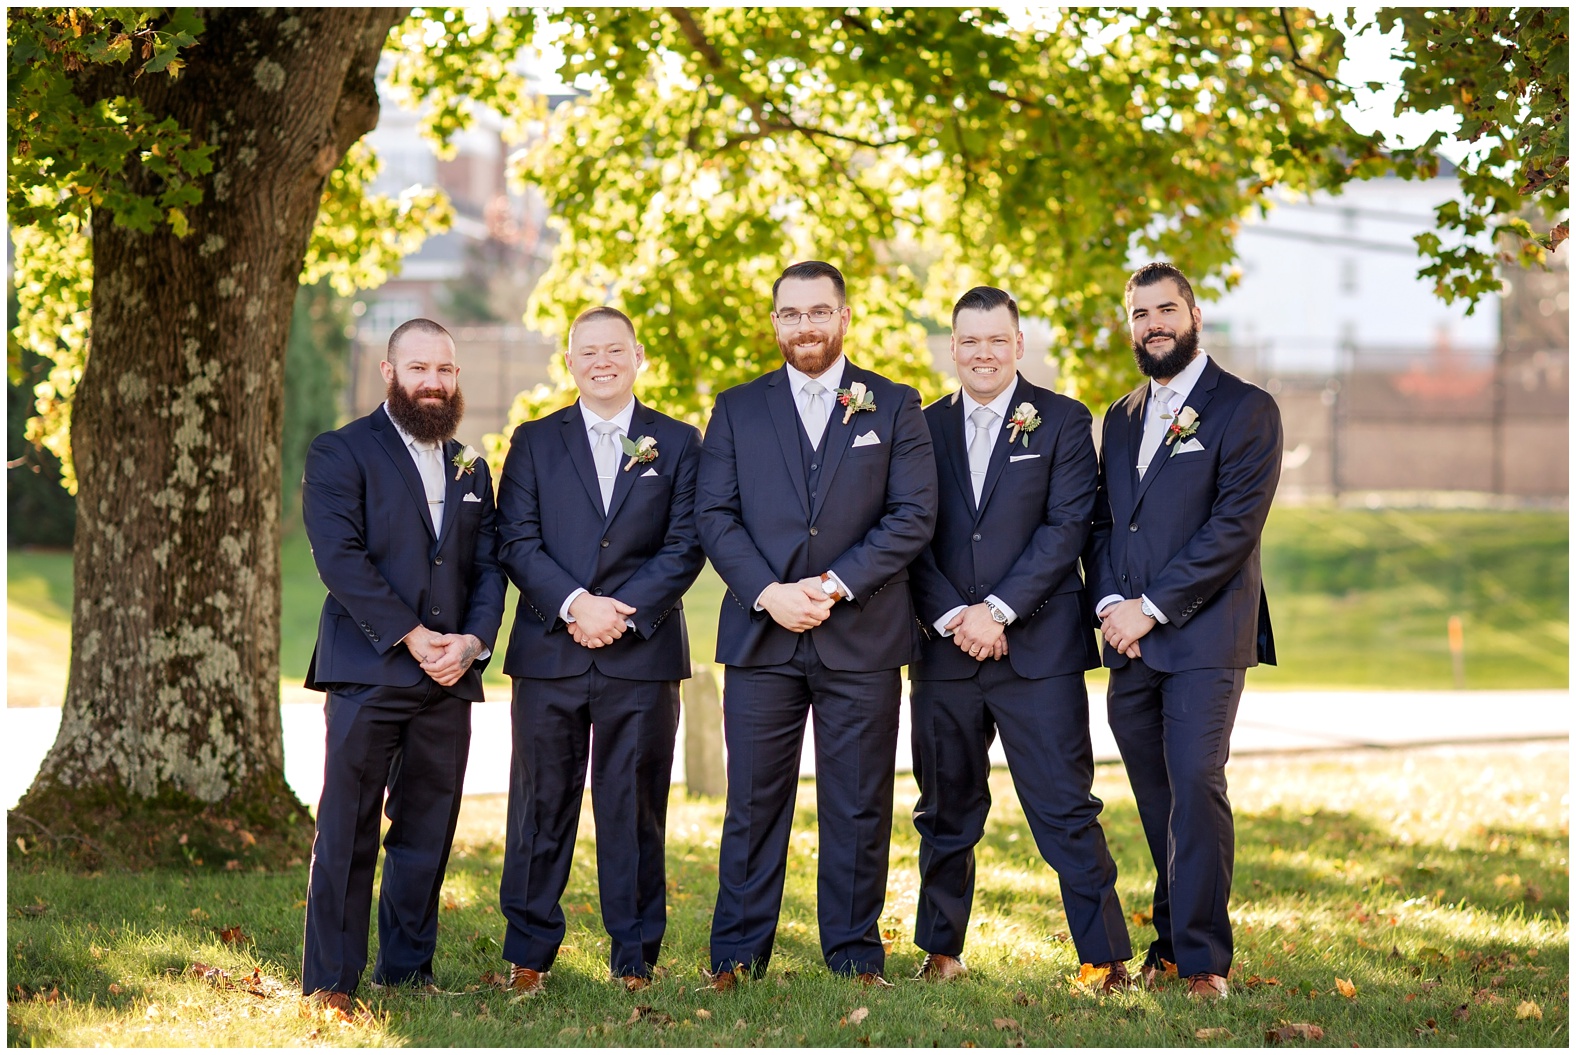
[696,260,937,989]
[300,318,506,1008]
[1088,263,1282,1000]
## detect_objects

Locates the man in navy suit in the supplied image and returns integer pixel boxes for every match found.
[1089,262,1282,1000]
[908,286,1133,990]
[697,261,937,990]
[300,318,506,1008]
[495,307,705,995]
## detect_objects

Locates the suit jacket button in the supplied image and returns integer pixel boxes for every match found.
[593,588,603,596]
[809,527,819,536]
[967,587,975,595]
[430,606,440,616]
[1129,523,1139,532]
[601,539,610,547]
[1122,574,1128,581]
[434,556,443,565]
[972,533,981,542]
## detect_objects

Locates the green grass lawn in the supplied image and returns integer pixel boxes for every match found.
[8,743,1567,1046]
[8,507,1567,704]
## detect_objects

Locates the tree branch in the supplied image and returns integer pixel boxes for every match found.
[1278,8,1335,85]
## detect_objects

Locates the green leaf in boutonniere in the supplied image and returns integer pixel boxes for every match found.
[835,380,876,424]
[621,434,658,471]
[451,444,481,480]
[1006,401,1041,446]
[1164,406,1200,451]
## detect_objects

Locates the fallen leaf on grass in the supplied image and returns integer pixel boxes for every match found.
[479,970,507,988]
[1241,975,1280,990]
[993,1017,1020,1031]
[216,925,248,945]
[1452,1004,1470,1022]
[840,1007,870,1027]
[1334,977,1357,999]
[1069,962,1110,993]
[108,983,123,995]
[1415,1018,1438,1036]
[627,1005,674,1026]
[1131,908,1153,926]
[1012,990,1036,1006]
[19,900,48,917]
[1195,1027,1234,1040]
[189,907,209,921]
[694,1008,712,1020]
[1265,1022,1324,1043]
[1516,1000,1542,1021]
[960,1043,977,1049]
[237,829,257,847]
[1403,993,1417,1003]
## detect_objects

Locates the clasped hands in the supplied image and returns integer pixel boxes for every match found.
[1098,597,1154,659]
[947,603,1008,661]
[759,578,837,632]
[403,625,483,686]
[567,593,638,648]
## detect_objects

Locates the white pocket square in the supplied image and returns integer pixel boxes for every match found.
[462,492,483,503]
[641,467,659,477]
[1173,438,1206,454]
[851,431,881,448]
[1009,453,1040,462]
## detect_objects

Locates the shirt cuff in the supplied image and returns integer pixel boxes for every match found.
[1141,593,1170,624]
[475,646,491,662]
[560,587,587,623]
[984,595,1016,625]
[934,605,968,637]
[825,570,853,603]
[753,585,771,612]
[1095,593,1126,618]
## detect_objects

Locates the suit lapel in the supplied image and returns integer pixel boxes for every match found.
[810,362,864,523]
[436,438,467,545]
[602,401,654,525]
[974,375,1032,520]
[373,406,437,539]
[938,391,977,516]
[765,370,813,519]
[1132,357,1221,510]
[560,404,605,514]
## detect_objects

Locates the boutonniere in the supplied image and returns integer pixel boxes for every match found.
[451,444,481,480]
[836,380,876,424]
[1006,402,1041,446]
[621,434,658,471]
[1164,406,1200,450]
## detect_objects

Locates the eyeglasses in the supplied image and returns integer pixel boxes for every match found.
[773,308,842,327]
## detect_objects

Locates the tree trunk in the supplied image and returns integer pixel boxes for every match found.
[15,9,405,868]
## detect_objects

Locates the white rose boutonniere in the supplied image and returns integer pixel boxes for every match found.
[836,381,876,424]
[451,444,481,480]
[621,434,658,471]
[1006,402,1041,446]
[1164,406,1200,450]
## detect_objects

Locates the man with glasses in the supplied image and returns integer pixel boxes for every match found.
[696,260,937,989]
[494,306,706,995]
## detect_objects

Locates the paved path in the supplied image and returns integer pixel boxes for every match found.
[5,688,1566,812]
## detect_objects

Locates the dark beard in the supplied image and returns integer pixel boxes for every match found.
[386,378,465,443]
[1132,324,1200,380]
[778,329,844,376]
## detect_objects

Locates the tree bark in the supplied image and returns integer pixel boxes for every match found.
[18,9,405,863]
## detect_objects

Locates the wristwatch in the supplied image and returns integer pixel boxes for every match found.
[985,600,1009,625]
[1139,597,1158,620]
[819,572,845,601]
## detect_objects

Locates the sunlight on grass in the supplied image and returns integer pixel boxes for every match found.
[10,744,1566,1047]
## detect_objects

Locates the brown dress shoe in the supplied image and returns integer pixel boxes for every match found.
[1094,960,1135,994]
[700,967,740,993]
[309,990,355,1013]
[1186,972,1229,1000]
[916,953,968,982]
[855,971,895,989]
[506,964,546,995]
[621,975,653,992]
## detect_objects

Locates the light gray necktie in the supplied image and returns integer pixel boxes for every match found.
[1136,384,1176,479]
[968,406,997,504]
[414,441,445,533]
[800,380,828,448]
[591,420,621,513]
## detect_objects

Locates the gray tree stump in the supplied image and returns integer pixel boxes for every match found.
[683,662,727,798]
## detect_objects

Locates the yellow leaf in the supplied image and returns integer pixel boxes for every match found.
[1335,977,1357,999]
[846,1006,869,1026]
[1516,1000,1542,1020]
[993,1017,1020,1031]
[1196,1027,1234,1040]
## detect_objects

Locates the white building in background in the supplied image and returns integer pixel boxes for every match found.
[1203,169,1500,377]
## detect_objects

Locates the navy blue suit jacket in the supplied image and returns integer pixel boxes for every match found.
[910,376,1101,681]
[302,405,507,700]
[497,399,705,682]
[1088,357,1281,672]
[697,362,938,672]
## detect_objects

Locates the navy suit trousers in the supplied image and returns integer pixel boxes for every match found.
[1106,660,1245,977]
[710,633,901,978]
[911,665,1130,965]
[301,682,470,995]
[499,671,680,978]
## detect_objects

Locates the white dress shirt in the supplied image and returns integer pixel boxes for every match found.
[1095,350,1211,624]
[755,356,853,607]
[562,398,637,624]
[934,379,1020,637]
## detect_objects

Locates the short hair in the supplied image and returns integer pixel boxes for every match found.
[772,260,846,305]
[386,318,453,362]
[1125,262,1197,313]
[568,305,637,344]
[951,286,1020,329]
